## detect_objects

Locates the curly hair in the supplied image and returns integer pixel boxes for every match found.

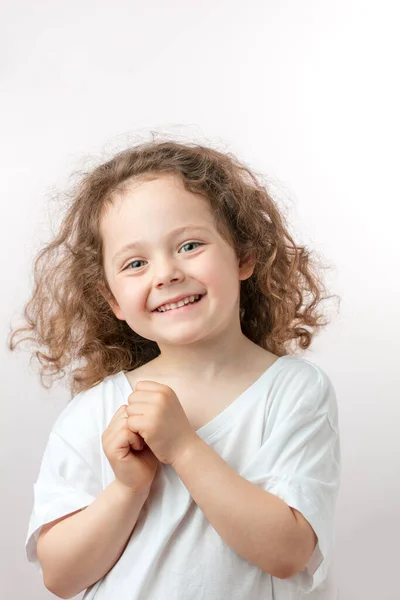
[8,137,339,395]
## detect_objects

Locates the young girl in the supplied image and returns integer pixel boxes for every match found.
[9,138,341,599]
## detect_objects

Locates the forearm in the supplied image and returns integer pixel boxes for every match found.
[172,436,299,579]
[37,480,149,598]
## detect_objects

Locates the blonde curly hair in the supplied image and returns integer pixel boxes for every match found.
[8,138,339,395]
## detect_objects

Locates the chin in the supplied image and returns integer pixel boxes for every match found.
[157,329,209,347]
[160,334,204,346]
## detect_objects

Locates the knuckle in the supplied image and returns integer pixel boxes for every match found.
[155,392,166,407]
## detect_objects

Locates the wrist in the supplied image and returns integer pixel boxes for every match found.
[112,478,151,501]
[171,434,204,473]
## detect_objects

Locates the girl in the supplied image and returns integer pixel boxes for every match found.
[9,138,341,599]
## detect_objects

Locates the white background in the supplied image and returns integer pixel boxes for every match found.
[1,1,399,599]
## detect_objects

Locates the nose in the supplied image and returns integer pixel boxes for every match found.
[153,256,185,289]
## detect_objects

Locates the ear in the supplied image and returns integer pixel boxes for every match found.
[97,283,125,320]
[238,254,256,281]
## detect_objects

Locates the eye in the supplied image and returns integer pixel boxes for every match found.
[122,242,203,271]
[179,241,203,253]
[124,259,146,270]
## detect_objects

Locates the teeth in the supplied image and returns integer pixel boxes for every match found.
[157,295,201,312]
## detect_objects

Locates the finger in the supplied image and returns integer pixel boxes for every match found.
[126,402,147,416]
[109,425,143,453]
[127,430,144,451]
[119,414,144,450]
[128,387,164,403]
[108,405,128,425]
[104,407,128,440]
[126,413,146,432]
[133,380,161,391]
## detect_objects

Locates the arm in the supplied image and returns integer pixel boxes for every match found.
[37,480,149,599]
[171,436,317,579]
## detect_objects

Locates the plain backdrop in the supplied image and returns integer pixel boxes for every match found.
[1,1,399,599]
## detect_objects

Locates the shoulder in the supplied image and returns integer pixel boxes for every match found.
[275,354,334,388]
[51,371,129,442]
[270,355,339,431]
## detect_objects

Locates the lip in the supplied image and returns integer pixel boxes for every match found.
[152,293,204,312]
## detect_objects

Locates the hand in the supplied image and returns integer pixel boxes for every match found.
[101,405,159,495]
[126,380,199,465]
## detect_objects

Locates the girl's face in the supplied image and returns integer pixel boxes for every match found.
[100,174,254,348]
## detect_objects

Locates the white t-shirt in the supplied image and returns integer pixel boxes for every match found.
[26,355,341,599]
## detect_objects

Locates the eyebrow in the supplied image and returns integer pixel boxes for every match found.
[112,225,210,264]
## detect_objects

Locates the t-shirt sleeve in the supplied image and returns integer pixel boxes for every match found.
[242,363,341,593]
[25,394,104,571]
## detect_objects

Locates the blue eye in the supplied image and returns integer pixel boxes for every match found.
[124,242,202,270]
[125,260,146,270]
[180,241,202,253]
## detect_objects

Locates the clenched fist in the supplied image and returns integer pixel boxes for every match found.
[102,404,159,495]
[125,380,199,466]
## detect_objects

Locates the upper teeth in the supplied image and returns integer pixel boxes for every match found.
[156,295,201,312]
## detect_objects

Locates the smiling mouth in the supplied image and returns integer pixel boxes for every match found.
[153,294,205,313]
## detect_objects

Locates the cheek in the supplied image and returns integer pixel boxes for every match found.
[118,281,147,311]
[202,252,240,298]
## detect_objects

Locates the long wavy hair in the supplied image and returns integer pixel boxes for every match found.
[8,137,339,395]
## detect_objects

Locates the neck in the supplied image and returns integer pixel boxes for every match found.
[152,326,263,382]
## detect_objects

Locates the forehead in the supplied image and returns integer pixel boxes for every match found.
[100,174,216,256]
[112,174,212,217]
